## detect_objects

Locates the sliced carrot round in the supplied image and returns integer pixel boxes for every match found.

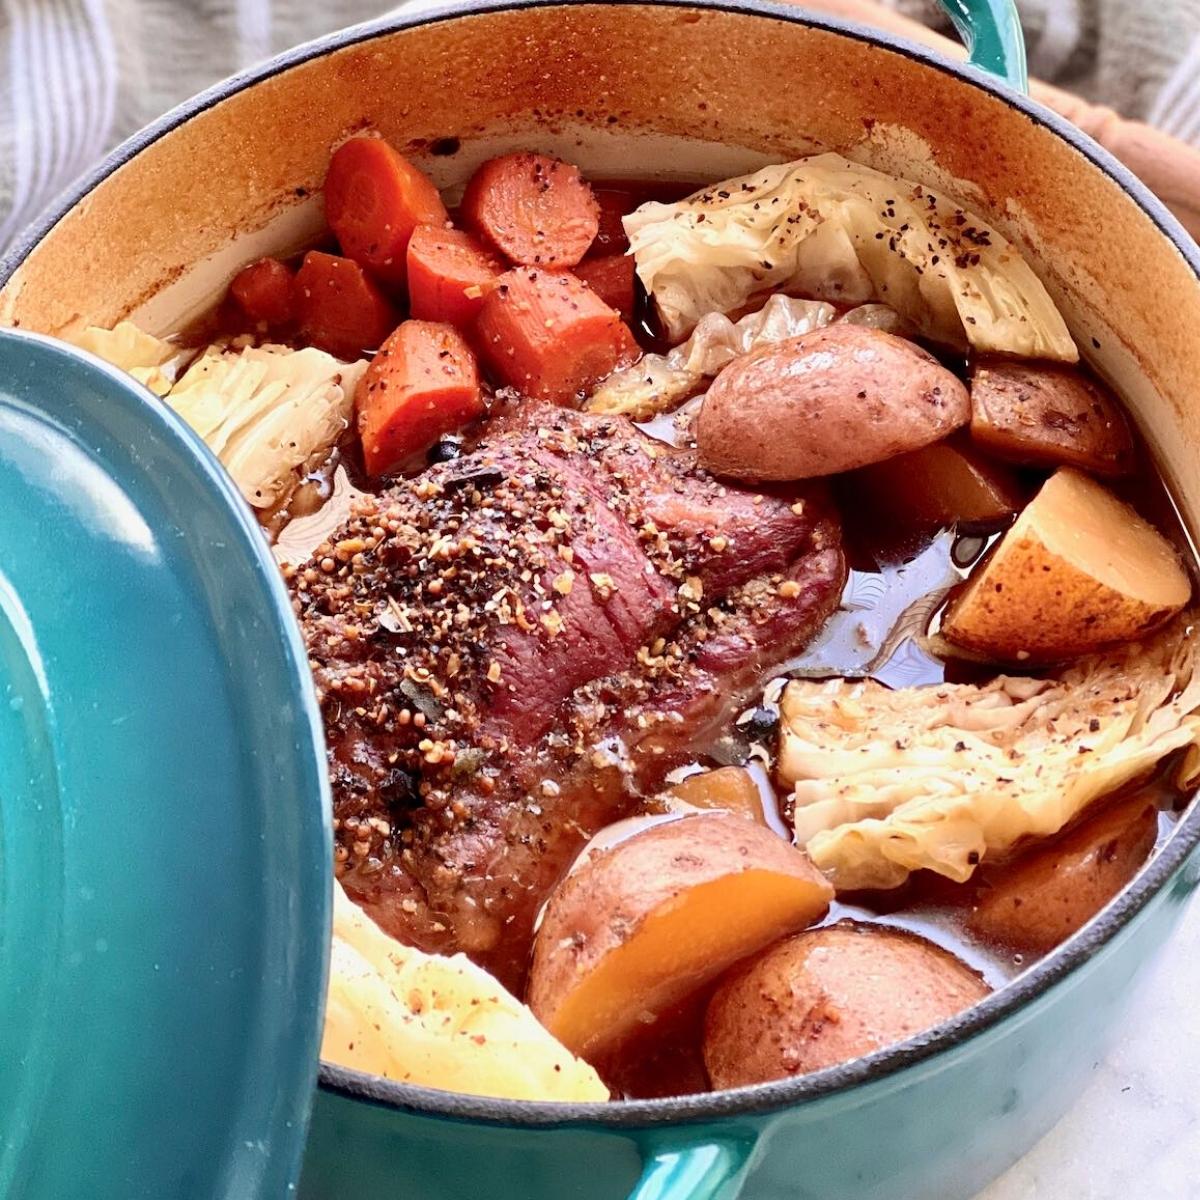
[295,251,398,361]
[356,320,483,476]
[230,258,296,326]
[324,136,449,284]
[461,153,600,269]
[406,225,504,328]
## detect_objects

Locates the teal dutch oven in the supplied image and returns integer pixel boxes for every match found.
[2,2,1200,1198]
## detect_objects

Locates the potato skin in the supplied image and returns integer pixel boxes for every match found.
[941,527,1167,663]
[967,797,1158,955]
[703,923,988,1088]
[696,325,970,481]
[970,358,1133,477]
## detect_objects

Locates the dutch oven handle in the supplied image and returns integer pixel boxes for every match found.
[933,0,1028,91]
[625,1137,757,1200]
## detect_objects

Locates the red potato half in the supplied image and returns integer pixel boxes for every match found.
[966,796,1159,955]
[970,357,1134,477]
[703,923,989,1088]
[696,325,970,481]
[528,813,833,1060]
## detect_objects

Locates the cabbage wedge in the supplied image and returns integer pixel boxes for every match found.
[625,152,1077,361]
[166,341,367,509]
[324,885,608,1101]
[780,616,1200,890]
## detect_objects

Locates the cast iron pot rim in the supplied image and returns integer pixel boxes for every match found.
[4,0,1199,1131]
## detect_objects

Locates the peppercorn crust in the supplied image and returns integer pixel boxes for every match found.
[288,403,845,990]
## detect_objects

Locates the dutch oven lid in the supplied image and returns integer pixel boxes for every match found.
[0,330,330,1199]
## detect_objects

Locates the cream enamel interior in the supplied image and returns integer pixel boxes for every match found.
[1,5,1197,579]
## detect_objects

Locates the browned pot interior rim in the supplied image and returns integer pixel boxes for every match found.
[4,0,1196,1126]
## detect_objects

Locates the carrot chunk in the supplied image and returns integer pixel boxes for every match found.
[461,153,599,268]
[356,320,483,476]
[476,268,640,404]
[406,225,504,328]
[572,254,636,322]
[295,251,398,360]
[230,258,296,326]
[324,136,449,283]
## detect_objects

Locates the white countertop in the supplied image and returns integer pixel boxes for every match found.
[977,894,1200,1199]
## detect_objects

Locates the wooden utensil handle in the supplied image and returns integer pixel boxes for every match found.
[797,0,1200,240]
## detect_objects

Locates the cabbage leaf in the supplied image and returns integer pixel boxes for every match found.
[324,884,608,1101]
[587,294,838,419]
[624,152,1077,361]
[780,616,1200,890]
[70,321,193,396]
[167,341,367,509]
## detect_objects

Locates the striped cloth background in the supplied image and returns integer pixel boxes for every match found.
[0,0,393,246]
[2,0,1199,247]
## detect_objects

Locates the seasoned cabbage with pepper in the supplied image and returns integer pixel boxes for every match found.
[624,152,1077,359]
[781,617,1200,890]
